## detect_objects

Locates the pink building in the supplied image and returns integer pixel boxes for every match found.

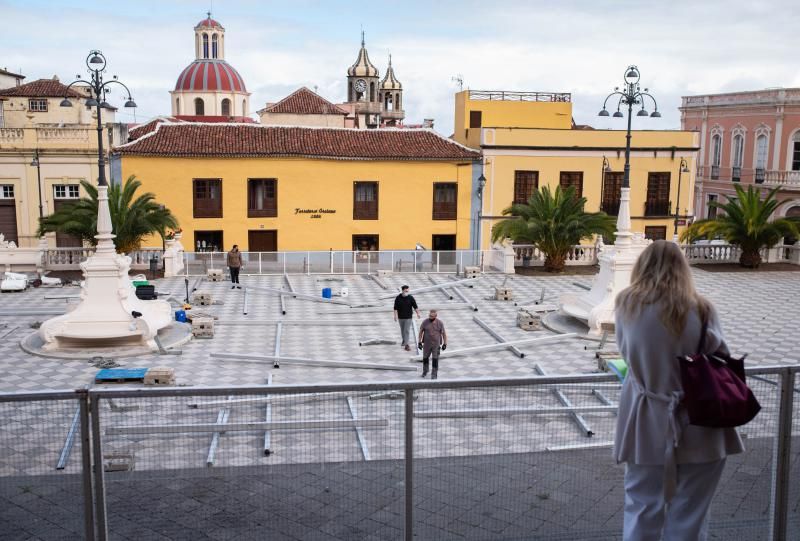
[680,88,800,221]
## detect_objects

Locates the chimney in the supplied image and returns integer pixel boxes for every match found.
[423,118,434,129]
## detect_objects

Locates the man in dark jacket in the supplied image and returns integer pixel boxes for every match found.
[418,310,447,379]
[227,245,243,289]
[393,285,420,351]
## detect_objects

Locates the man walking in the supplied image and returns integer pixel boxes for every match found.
[393,285,420,351]
[227,245,243,289]
[418,309,447,379]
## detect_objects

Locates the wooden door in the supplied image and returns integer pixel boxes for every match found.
[0,200,17,245]
[248,230,277,252]
[53,199,83,247]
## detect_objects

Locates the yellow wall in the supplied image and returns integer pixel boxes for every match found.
[454,90,573,148]
[121,156,476,251]
[480,128,699,249]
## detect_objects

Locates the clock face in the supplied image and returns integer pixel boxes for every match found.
[354,79,367,93]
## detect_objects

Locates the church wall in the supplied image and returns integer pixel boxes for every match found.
[258,112,346,128]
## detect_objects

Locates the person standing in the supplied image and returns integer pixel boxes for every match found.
[393,285,420,351]
[227,245,243,289]
[614,240,743,541]
[418,309,447,379]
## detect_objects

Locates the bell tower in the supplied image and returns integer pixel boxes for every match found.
[346,32,381,128]
[379,54,404,127]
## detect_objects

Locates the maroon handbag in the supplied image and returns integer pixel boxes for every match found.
[678,318,761,428]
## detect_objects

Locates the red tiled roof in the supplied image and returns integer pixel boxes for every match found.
[128,117,183,141]
[174,60,247,92]
[116,123,481,161]
[0,78,83,98]
[196,17,223,29]
[261,87,348,116]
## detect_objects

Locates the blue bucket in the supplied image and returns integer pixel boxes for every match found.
[175,310,187,323]
[322,287,332,299]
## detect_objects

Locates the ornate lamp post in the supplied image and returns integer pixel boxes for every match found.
[476,169,487,251]
[598,65,660,248]
[30,150,44,220]
[673,157,690,240]
[37,51,171,354]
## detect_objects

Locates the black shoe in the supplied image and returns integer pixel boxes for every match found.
[421,372,427,378]
[231,285,235,289]
[431,372,438,380]
[237,286,242,289]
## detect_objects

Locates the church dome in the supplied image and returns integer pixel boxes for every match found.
[195,15,223,29]
[174,60,247,92]
[380,56,402,90]
[347,35,379,78]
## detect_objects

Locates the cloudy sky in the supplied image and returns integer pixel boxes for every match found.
[2,0,798,133]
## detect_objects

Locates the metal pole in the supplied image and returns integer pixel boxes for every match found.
[770,368,795,541]
[534,364,594,437]
[78,392,95,541]
[404,388,414,541]
[56,407,81,469]
[473,316,524,357]
[89,394,108,540]
[34,149,44,220]
[243,287,248,315]
[264,374,272,455]
[347,396,370,461]
[623,94,633,189]
[259,252,262,274]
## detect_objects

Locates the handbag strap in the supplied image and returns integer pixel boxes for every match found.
[696,312,709,354]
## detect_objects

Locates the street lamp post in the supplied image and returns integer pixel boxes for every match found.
[599,155,611,213]
[673,157,690,239]
[60,50,136,188]
[30,150,44,220]
[476,168,487,252]
[598,66,660,248]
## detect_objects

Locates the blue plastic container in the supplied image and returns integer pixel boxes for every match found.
[322,287,332,299]
[175,310,187,323]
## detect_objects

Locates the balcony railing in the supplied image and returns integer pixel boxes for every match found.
[432,202,457,220]
[0,365,796,540]
[764,169,800,187]
[353,200,378,220]
[468,90,572,102]
[644,200,671,217]
[711,165,720,179]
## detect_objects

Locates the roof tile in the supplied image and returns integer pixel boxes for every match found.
[116,123,480,161]
[261,87,348,115]
[0,78,83,98]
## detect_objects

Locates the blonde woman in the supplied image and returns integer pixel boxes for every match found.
[614,240,743,541]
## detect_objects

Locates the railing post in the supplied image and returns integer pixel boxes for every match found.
[436,251,440,273]
[770,367,795,541]
[79,390,95,541]
[89,393,108,540]
[404,387,414,541]
[282,253,286,275]
[413,252,417,274]
[367,254,371,275]
[307,251,310,275]
[259,252,262,275]
[391,251,395,272]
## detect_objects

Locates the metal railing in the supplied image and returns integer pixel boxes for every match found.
[182,249,502,276]
[468,90,572,102]
[0,365,796,540]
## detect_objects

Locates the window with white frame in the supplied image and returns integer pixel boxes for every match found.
[711,134,722,166]
[0,185,14,198]
[755,134,768,183]
[54,185,80,199]
[28,99,48,112]
[0,101,4,128]
[732,134,744,181]
[792,131,800,171]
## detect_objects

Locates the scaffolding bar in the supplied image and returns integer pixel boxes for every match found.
[409,333,577,360]
[211,352,417,371]
[347,396,370,461]
[206,397,231,466]
[56,407,80,470]
[535,364,594,437]
[378,277,479,299]
[415,405,618,418]
[107,418,389,435]
[473,316,524,358]
[264,374,272,455]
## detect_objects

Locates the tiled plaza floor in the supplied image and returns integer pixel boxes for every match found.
[0,268,798,539]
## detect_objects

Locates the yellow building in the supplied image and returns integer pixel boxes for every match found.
[0,76,125,248]
[116,122,480,252]
[454,90,700,249]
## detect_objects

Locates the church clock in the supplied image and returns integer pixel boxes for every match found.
[354,79,367,93]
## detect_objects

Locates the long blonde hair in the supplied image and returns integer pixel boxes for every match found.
[616,240,710,336]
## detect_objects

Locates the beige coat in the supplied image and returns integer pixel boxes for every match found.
[613,302,744,497]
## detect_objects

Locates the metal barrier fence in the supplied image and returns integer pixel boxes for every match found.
[0,367,796,540]
[183,250,503,276]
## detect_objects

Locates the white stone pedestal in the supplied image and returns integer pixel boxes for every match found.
[559,187,650,336]
[39,185,171,351]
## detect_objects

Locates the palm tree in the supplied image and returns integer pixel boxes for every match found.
[681,184,799,268]
[491,185,616,272]
[39,176,178,254]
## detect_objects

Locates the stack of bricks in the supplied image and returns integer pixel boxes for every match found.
[463,266,480,279]
[494,286,513,301]
[192,292,213,306]
[191,316,215,338]
[144,367,176,386]
[207,268,224,282]
[517,309,541,331]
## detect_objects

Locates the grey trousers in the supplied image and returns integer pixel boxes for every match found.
[398,318,413,346]
[623,458,726,541]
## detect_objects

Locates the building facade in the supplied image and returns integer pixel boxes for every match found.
[116,123,479,252]
[257,87,348,127]
[454,90,699,249]
[0,77,122,248]
[169,15,251,121]
[680,88,800,220]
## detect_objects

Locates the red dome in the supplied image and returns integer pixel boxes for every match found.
[174,60,247,92]
[196,17,222,29]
